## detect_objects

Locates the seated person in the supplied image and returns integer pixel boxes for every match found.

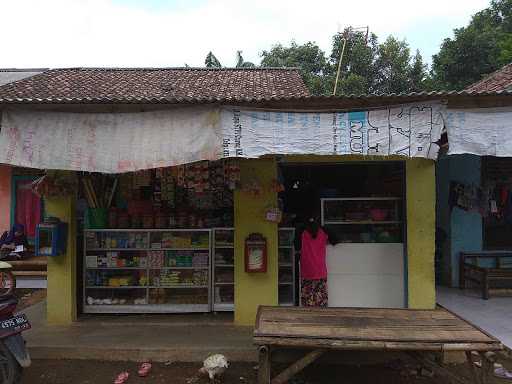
[0,224,29,259]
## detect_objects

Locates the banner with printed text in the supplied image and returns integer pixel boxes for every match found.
[220,103,445,160]
[0,102,446,173]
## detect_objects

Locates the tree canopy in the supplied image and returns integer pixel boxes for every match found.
[260,41,329,95]
[203,0,512,95]
[431,0,512,90]
[205,51,222,68]
[260,33,428,96]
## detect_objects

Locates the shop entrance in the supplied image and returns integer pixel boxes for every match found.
[278,161,407,308]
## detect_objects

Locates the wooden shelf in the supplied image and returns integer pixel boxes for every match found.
[87,267,145,270]
[86,248,147,251]
[323,220,402,225]
[149,266,209,270]
[86,286,147,289]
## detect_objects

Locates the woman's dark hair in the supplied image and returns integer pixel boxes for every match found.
[306,217,320,239]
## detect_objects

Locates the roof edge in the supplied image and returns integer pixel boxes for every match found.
[2,90,512,106]
[0,68,48,72]
[42,67,301,72]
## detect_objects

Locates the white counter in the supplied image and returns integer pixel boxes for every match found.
[326,243,405,308]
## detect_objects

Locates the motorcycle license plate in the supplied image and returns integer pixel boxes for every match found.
[0,315,31,337]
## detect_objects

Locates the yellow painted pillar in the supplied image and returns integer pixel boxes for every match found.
[234,159,278,325]
[406,158,436,309]
[45,195,77,324]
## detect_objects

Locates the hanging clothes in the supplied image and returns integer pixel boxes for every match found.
[15,179,41,238]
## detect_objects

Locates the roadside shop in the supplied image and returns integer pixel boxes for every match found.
[2,67,505,326]
[20,98,442,326]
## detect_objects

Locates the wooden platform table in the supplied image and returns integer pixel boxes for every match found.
[254,306,503,384]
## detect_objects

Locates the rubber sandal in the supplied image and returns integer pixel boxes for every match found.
[114,371,129,384]
[495,367,512,380]
[138,362,152,377]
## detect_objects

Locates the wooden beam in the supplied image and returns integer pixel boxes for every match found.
[465,352,480,384]
[257,346,271,384]
[254,336,500,352]
[408,352,469,384]
[271,349,324,384]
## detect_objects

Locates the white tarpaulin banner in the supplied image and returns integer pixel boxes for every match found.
[0,107,223,173]
[446,107,512,157]
[0,102,446,173]
[220,103,445,159]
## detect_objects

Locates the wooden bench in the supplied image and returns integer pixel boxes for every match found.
[460,251,512,299]
[254,306,503,384]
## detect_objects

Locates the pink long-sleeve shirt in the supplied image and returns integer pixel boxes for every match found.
[300,228,328,280]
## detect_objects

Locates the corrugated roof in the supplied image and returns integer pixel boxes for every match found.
[0,67,511,107]
[0,67,310,103]
[466,63,512,92]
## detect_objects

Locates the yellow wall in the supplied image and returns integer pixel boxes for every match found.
[234,158,278,325]
[406,158,436,308]
[45,195,77,325]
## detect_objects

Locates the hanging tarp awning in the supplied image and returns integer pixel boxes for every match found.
[5,102,512,173]
[0,101,458,173]
[220,102,445,160]
[445,106,512,157]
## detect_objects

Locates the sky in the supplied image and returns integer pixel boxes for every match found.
[2,0,491,69]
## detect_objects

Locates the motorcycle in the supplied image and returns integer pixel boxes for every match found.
[0,261,31,384]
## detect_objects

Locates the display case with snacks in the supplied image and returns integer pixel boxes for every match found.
[278,228,296,306]
[212,228,234,311]
[83,229,211,313]
[321,197,403,244]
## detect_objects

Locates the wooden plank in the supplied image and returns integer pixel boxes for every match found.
[253,336,502,352]
[255,307,497,344]
[12,271,47,277]
[257,346,271,384]
[465,351,481,384]
[271,350,324,384]
[256,322,492,343]
[408,352,470,384]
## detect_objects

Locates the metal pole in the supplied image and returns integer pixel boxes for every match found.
[333,36,348,96]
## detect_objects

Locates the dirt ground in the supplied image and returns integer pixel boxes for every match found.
[15,289,46,311]
[19,358,511,384]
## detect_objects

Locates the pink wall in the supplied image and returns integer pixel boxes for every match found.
[0,166,12,233]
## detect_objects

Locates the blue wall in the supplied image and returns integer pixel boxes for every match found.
[436,154,483,287]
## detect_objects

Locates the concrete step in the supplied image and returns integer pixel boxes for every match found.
[28,345,257,363]
[24,302,256,363]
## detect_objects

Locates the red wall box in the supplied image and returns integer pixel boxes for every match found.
[244,233,267,273]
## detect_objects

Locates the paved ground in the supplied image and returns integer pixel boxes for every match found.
[19,358,512,384]
[22,301,255,362]
[437,286,512,349]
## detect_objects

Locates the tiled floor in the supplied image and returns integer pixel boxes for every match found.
[437,286,512,349]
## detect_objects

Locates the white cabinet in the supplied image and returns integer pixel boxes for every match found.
[321,198,405,308]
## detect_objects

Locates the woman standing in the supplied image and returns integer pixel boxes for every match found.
[299,217,335,307]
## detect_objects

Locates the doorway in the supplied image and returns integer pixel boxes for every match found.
[279,161,407,308]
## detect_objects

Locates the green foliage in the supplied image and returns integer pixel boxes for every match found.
[409,51,428,92]
[261,41,330,95]
[205,52,222,68]
[260,32,428,95]
[431,0,512,90]
[374,36,412,93]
